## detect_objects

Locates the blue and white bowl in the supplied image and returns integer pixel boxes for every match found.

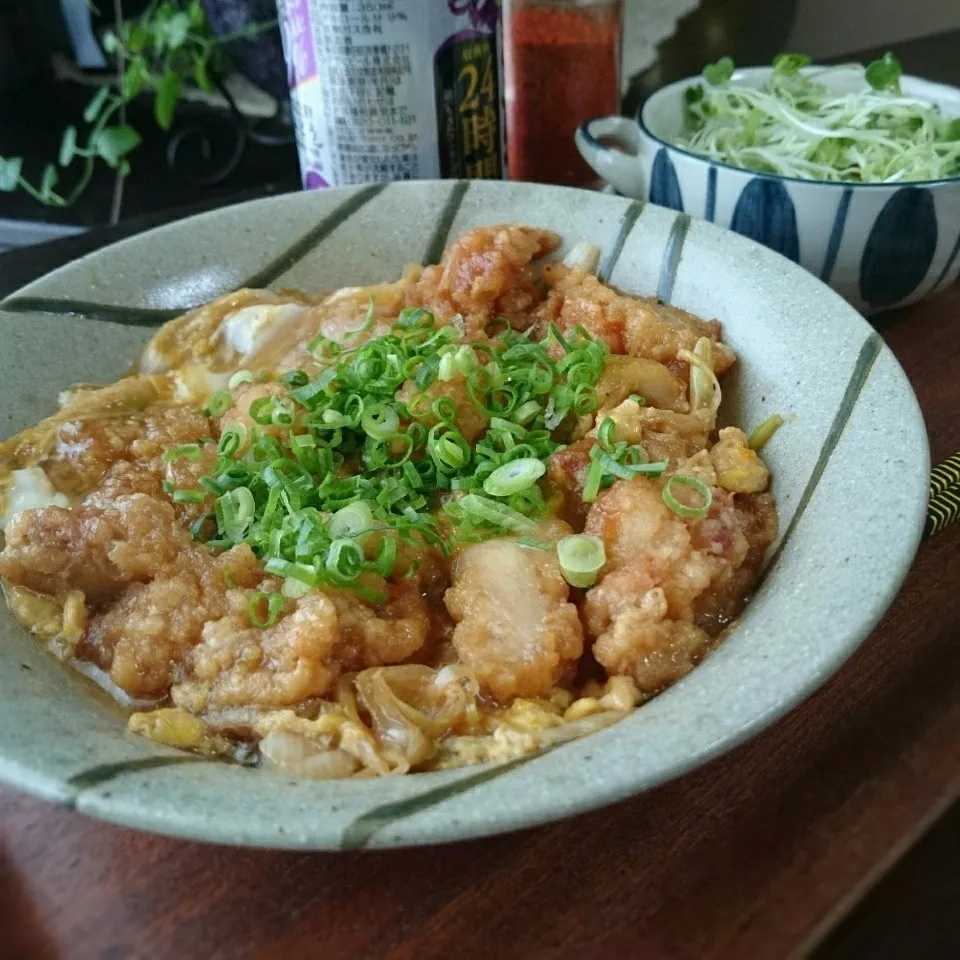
[576,67,960,314]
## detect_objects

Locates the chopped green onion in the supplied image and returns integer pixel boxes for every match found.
[438,352,458,382]
[228,370,255,389]
[345,296,377,338]
[513,399,541,425]
[482,457,545,497]
[289,378,330,409]
[367,536,397,576]
[361,403,400,440]
[582,458,604,503]
[454,345,478,374]
[557,534,606,588]
[431,396,458,424]
[249,590,284,628]
[597,417,616,449]
[573,385,598,415]
[748,413,784,451]
[217,486,255,540]
[171,488,205,504]
[457,494,534,532]
[190,512,216,540]
[396,307,433,328]
[662,474,713,519]
[248,396,276,425]
[428,426,470,471]
[189,309,616,581]
[218,424,247,457]
[415,353,441,389]
[281,577,312,599]
[280,369,309,388]
[625,460,668,476]
[328,501,374,540]
[164,443,202,463]
[325,538,366,582]
[307,335,341,361]
[590,449,636,482]
[203,390,233,417]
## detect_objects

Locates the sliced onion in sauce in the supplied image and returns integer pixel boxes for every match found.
[70,659,162,711]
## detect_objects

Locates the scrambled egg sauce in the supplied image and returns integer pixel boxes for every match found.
[0,225,778,778]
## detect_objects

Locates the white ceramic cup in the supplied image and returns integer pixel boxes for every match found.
[576,67,960,313]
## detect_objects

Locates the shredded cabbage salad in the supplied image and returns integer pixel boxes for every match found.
[678,52,960,183]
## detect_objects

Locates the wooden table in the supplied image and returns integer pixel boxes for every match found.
[1,224,958,960]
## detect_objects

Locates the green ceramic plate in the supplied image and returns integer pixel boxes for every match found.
[0,181,929,849]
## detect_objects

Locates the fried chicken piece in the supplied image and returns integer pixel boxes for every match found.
[693,492,777,633]
[0,376,167,477]
[709,427,771,494]
[587,588,712,694]
[546,439,594,528]
[83,438,218,526]
[444,522,583,701]
[406,225,560,332]
[78,544,262,700]
[0,493,191,601]
[42,405,212,498]
[534,266,736,372]
[584,476,757,693]
[171,589,341,714]
[331,580,432,669]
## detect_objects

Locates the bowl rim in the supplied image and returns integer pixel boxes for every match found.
[635,65,960,189]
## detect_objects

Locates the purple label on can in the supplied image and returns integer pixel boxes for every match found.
[447,0,500,30]
[304,170,329,190]
[281,0,317,90]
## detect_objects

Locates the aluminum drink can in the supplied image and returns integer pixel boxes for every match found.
[277,0,504,188]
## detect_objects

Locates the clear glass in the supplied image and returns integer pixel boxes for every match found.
[503,0,623,185]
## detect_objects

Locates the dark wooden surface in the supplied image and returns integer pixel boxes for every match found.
[0,227,958,959]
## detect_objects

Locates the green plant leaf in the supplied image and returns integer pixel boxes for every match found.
[163,12,191,50]
[155,69,181,130]
[193,54,212,92]
[0,156,23,191]
[128,24,149,54]
[703,56,735,86]
[188,0,206,29]
[40,163,58,198]
[83,86,111,123]
[58,126,78,167]
[772,52,813,77]
[122,58,147,100]
[101,29,118,53]
[118,159,132,177]
[92,125,142,166]
[865,51,902,93]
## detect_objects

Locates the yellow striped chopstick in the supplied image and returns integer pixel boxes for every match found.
[926,453,960,537]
